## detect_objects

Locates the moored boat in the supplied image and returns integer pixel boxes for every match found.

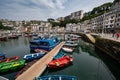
[34,49,48,53]
[8,35,19,39]
[34,75,77,80]
[48,55,73,68]
[64,41,78,47]
[0,56,19,63]
[0,36,7,41]
[62,47,74,53]
[53,51,66,59]
[0,60,25,72]
[30,36,60,51]
[23,52,46,61]
[0,53,6,60]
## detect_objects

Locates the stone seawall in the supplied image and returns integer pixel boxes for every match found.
[95,37,120,62]
[67,32,120,62]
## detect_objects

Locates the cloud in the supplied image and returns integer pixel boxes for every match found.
[0,0,114,20]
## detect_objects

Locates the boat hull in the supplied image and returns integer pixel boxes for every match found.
[48,56,73,68]
[0,56,19,63]
[24,52,46,61]
[0,60,25,73]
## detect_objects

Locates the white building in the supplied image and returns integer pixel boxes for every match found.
[71,10,84,20]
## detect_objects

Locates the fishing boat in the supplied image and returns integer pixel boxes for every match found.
[8,35,19,39]
[0,56,19,63]
[71,35,81,41]
[30,36,60,51]
[23,52,46,61]
[15,60,37,78]
[62,47,74,53]
[0,53,6,60]
[0,60,25,72]
[0,36,7,41]
[53,51,66,59]
[48,55,73,68]
[34,49,48,53]
[64,41,78,47]
[34,75,77,80]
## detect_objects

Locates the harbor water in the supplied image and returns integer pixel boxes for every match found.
[0,36,120,80]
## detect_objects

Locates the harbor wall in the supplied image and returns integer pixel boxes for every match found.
[73,32,120,62]
[95,37,120,62]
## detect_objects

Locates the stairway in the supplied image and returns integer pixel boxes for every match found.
[85,34,96,44]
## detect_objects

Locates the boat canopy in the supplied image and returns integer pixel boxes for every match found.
[30,37,59,46]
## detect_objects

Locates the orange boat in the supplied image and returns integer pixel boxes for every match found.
[0,56,19,63]
[48,55,73,68]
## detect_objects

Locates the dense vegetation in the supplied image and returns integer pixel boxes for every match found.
[0,22,13,30]
[50,19,79,27]
[81,2,113,22]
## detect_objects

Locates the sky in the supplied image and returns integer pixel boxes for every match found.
[0,0,114,21]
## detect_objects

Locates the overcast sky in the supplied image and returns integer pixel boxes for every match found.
[0,0,114,21]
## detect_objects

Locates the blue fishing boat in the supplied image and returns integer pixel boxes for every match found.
[30,36,60,51]
[23,52,46,61]
[35,75,77,80]
[0,53,5,60]
[54,51,66,59]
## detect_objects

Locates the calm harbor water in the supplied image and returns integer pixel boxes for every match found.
[0,36,120,80]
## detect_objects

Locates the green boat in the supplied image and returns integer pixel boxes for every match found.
[0,60,25,72]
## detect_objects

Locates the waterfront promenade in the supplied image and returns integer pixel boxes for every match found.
[16,41,65,80]
[91,33,120,42]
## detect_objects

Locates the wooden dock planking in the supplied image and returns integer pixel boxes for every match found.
[16,41,65,80]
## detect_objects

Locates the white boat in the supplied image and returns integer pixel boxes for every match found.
[64,41,78,47]
[62,47,74,53]
[23,52,46,61]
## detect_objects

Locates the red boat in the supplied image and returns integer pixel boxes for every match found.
[48,55,73,68]
[0,56,19,63]
[34,49,48,53]
[15,60,37,78]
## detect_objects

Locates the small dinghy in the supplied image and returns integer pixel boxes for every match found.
[62,47,74,53]
[23,52,46,61]
[0,56,19,63]
[53,51,66,59]
[48,55,73,68]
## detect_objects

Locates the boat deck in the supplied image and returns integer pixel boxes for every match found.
[16,41,65,80]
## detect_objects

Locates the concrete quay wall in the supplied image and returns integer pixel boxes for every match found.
[70,32,120,62]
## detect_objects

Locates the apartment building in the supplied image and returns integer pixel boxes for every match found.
[82,0,120,33]
[71,10,84,20]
